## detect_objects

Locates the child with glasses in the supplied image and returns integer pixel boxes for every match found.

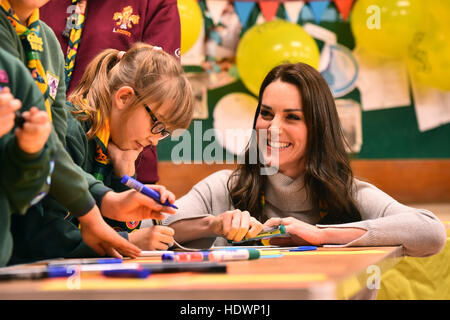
[0,47,141,266]
[62,42,193,252]
[1,0,185,264]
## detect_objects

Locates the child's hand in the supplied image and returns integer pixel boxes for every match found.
[0,87,21,138]
[78,205,141,258]
[100,186,176,222]
[107,141,142,177]
[209,209,263,242]
[15,107,52,154]
[128,226,175,250]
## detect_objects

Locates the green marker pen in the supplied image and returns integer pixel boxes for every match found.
[229,225,287,244]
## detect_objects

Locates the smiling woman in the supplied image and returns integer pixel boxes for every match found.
[159,63,446,258]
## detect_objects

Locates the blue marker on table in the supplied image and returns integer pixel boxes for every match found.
[121,175,178,209]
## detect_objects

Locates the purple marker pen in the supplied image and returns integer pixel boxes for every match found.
[121,175,178,209]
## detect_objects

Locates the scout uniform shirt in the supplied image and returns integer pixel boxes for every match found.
[0,48,54,266]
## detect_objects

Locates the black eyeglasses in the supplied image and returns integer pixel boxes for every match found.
[143,104,171,140]
[135,90,171,141]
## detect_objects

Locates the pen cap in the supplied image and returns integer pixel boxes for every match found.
[246,249,260,260]
[121,175,143,191]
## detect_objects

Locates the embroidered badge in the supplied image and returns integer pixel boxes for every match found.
[126,221,140,230]
[0,70,9,83]
[113,6,139,37]
[46,72,59,100]
[27,32,44,52]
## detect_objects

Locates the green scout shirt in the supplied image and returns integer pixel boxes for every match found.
[0,48,54,266]
[0,10,68,144]
[9,105,139,264]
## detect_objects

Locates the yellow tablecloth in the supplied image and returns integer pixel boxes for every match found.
[377,222,450,300]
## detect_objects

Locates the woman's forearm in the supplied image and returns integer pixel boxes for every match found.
[319,227,367,245]
[169,216,217,243]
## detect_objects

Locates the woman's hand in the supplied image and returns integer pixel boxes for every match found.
[128,226,175,250]
[209,209,264,242]
[264,217,325,246]
[107,141,142,177]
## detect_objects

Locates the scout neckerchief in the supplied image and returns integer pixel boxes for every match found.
[63,0,87,88]
[0,0,52,120]
[91,110,112,182]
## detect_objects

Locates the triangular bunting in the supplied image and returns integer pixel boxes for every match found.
[206,0,228,25]
[333,0,354,21]
[284,1,304,23]
[233,1,256,27]
[308,0,330,24]
[258,1,279,22]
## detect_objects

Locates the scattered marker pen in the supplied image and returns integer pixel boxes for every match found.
[162,249,260,262]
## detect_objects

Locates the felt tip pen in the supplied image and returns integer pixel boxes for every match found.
[162,249,260,262]
[161,252,206,262]
[103,268,151,279]
[46,263,141,277]
[208,249,260,262]
[121,175,178,209]
[47,258,122,267]
[229,225,287,244]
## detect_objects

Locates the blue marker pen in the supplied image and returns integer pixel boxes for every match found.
[121,175,178,209]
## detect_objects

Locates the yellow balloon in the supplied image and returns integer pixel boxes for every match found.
[178,0,203,55]
[408,5,450,91]
[350,0,423,58]
[236,20,320,96]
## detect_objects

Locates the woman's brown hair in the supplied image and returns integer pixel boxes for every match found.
[228,63,361,224]
[69,42,194,139]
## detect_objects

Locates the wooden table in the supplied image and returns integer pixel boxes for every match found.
[0,246,403,300]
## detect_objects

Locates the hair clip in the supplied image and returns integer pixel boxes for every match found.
[117,51,126,60]
[152,46,163,51]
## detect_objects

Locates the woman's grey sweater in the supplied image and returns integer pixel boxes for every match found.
[146,170,446,257]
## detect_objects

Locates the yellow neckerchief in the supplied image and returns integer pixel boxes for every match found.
[77,99,111,180]
[0,0,52,120]
[92,110,111,181]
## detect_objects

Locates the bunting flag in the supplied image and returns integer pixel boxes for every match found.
[258,1,279,21]
[284,1,304,23]
[206,0,228,25]
[233,1,256,27]
[308,0,330,24]
[333,0,354,21]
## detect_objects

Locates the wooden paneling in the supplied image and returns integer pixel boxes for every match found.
[158,160,450,203]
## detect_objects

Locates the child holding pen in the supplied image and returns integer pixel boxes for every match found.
[0,47,136,266]
[0,0,176,264]
[11,42,194,262]
[160,63,446,258]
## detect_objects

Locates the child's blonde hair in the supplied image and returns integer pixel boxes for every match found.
[69,43,194,139]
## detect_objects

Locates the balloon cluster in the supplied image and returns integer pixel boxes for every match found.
[350,0,449,91]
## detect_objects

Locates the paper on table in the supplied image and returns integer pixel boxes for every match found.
[410,74,450,132]
[354,47,411,111]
